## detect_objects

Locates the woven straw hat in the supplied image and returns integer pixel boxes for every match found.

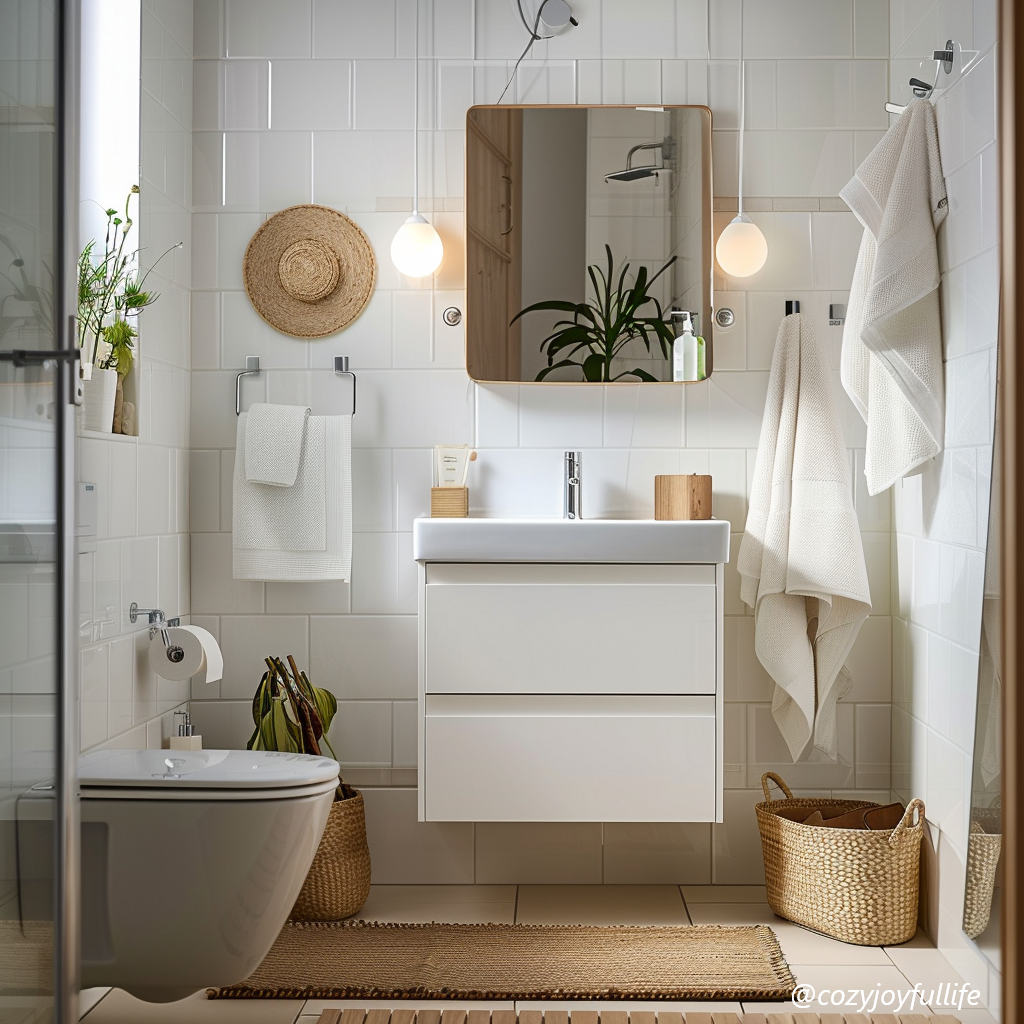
[243,204,376,338]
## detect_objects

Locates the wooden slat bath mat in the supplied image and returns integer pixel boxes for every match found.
[316,1011,965,1023]
[207,921,796,1001]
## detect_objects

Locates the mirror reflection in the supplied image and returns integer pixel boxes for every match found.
[465,105,712,384]
[963,378,1001,963]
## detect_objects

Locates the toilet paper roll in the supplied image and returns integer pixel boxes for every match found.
[184,625,223,684]
[148,626,224,683]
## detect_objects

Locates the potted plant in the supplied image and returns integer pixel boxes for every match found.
[248,655,371,920]
[77,186,179,433]
[511,244,678,382]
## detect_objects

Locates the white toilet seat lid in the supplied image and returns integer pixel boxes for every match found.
[78,749,341,790]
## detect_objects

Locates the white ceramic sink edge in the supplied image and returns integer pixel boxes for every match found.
[413,517,731,564]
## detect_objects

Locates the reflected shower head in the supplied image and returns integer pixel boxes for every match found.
[604,136,676,184]
[605,165,662,182]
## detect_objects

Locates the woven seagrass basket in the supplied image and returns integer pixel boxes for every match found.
[755,771,925,946]
[963,819,1001,939]
[291,791,371,921]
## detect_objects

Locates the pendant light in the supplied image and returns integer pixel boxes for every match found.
[715,2,768,278]
[390,0,444,277]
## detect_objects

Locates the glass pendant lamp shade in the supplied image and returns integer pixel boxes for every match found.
[714,2,768,279]
[391,213,444,277]
[715,213,768,278]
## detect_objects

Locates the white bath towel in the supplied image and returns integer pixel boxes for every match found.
[233,413,352,582]
[738,314,872,761]
[245,402,311,486]
[840,98,948,496]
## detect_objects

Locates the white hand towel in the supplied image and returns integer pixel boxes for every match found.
[840,98,948,496]
[233,414,353,582]
[234,412,326,553]
[244,402,311,486]
[738,314,872,761]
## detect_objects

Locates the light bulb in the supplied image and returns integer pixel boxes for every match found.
[390,213,444,277]
[715,213,768,278]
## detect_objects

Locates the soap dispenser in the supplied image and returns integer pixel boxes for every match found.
[671,310,698,382]
[170,710,202,751]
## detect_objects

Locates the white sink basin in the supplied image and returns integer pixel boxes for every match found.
[413,517,731,564]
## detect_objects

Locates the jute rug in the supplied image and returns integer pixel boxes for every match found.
[208,921,796,1001]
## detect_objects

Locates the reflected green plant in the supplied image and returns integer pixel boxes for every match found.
[511,244,677,382]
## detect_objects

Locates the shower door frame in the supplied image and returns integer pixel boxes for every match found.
[56,0,81,1017]
[0,0,79,1010]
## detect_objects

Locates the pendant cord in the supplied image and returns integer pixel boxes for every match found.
[412,0,419,216]
[737,0,745,216]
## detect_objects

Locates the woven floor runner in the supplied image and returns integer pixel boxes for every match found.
[316,1012,964,1024]
[208,921,795,1001]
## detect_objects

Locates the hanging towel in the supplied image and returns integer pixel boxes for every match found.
[245,402,310,486]
[738,314,872,761]
[840,98,948,496]
[232,413,352,582]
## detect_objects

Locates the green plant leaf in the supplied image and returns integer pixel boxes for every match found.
[509,298,582,324]
[535,359,584,381]
[615,367,659,382]
[582,352,606,381]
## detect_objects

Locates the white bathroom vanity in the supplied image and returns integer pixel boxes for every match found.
[413,518,730,823]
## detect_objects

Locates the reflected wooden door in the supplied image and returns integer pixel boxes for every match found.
[466,107,521,381]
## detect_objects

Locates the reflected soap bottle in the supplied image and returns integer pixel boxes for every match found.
[671,310,698,382]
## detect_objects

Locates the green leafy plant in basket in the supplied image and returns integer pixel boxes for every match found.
[248,656,371,920]
[247,655,355,801]
[511,244,678,382]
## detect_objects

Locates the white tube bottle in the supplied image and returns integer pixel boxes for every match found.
[672,310,698,382]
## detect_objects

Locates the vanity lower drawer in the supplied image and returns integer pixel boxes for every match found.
[423,693,717,822]
[424,563,717,695]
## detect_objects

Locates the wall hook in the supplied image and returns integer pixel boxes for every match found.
[886,38,957,113]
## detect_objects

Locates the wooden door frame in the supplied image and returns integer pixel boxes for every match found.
[1001,1,1021,1018]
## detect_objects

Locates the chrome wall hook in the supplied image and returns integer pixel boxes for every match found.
[885,38,957,113]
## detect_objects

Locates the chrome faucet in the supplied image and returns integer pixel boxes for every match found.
[564,451,582,520]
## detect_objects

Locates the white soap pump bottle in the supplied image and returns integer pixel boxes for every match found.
[672,310,698,382]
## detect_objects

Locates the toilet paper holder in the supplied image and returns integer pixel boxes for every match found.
[129,603,185,664]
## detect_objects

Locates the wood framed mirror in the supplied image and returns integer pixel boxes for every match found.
[465,104,713,385]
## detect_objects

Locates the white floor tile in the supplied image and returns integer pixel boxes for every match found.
[79,987,111,1018]
[79,988,304,1023]
[681,884,767,903]
[515,884,689,926]
[354,884,517,924]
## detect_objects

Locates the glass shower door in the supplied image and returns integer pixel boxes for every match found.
[0,0,77,1021]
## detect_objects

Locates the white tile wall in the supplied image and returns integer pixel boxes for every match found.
[888,0,1001,1003]
[175,0,994,914]
[74,0,194,755]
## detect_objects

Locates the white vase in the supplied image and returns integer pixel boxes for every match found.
[82,367,117,432]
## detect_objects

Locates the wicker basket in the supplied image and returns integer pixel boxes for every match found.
[755,771,925,946]
[291,791,371,921]
[963,820,1001,939]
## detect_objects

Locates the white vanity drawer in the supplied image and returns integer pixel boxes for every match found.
[424,563,716,695]
[423,693,717,822]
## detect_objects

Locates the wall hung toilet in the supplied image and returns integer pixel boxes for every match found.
[78,748,339,1002]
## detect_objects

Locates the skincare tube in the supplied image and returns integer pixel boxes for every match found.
[435,445,471,487]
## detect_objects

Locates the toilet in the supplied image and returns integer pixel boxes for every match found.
[78,748,339,1002]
